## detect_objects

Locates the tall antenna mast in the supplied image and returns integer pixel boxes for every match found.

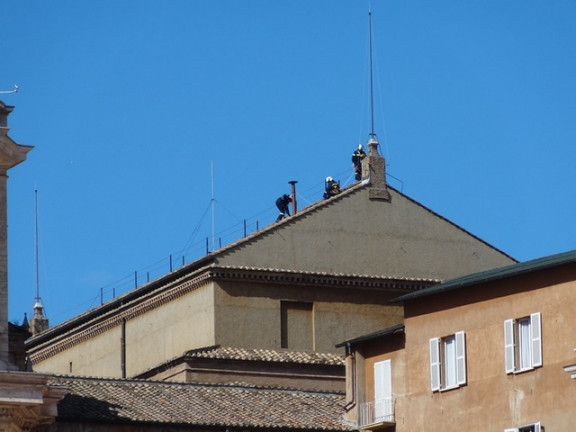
[368,11,376,139]
[34,188,40,303]
[210,160,215,251]
[30,188,49,335]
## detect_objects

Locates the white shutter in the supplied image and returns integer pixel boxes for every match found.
[429,338,441,391]
[531,312,542,367]
[533,422,541,432]
[504,319,515,373]
[374,360,392,420]
[455,331,466,385]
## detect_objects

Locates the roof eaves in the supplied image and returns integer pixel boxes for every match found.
[335,323,405,348]
[391,249,576,304]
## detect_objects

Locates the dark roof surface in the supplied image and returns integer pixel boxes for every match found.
[391,249,576,304]
[335,324,405,348]
[50,376,353,430]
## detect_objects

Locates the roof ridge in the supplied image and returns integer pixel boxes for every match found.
[50,374,345,395]
[387,184,517,263]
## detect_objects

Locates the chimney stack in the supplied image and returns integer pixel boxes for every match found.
[362,136,390,201]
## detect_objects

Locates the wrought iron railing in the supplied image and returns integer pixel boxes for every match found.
[359,397,395,427]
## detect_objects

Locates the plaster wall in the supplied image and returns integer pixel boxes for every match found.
[34,326,122,377]
[361,340,406,408]
[32,283,216,378]
[126,283,216,376]
[398,269,576,431]
[217,188,514,281]
[214,280,403,353]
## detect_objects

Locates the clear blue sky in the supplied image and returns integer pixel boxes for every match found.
[2,1,576,326]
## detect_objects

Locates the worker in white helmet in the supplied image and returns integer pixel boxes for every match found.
[323,177,340,199]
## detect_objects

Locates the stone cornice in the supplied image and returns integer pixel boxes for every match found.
[27,266,435,364]
[0,372,67,431]
[28,272,212,364]
[208,266,436,291]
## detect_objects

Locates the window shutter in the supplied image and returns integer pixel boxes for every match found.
[429,337,441,391]
[533,422,541,432]
[531,312,542,367]
[455,331,466,385]
[504,319,515,373]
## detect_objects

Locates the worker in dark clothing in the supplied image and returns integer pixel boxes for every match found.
[276,194,292,222]
[352,144,366,181]
[323,177,340,199]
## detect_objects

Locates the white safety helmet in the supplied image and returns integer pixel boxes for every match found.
[358,144,363,150]
[326,176,333,182]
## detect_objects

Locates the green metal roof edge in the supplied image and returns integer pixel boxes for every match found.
[335,323,405,348]
[390,249,576,304]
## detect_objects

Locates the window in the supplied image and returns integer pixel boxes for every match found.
[504,312,542,374]
[429,331,466,391]
[373,360,393,421]
[505,421,541,432]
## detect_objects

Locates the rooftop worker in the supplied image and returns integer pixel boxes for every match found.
[275,194,293,222]
[323,177,340,199]
[352,144,366,181]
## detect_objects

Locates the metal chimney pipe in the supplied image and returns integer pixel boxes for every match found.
[289,180,298,214]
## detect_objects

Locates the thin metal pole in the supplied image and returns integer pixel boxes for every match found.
[34,189,40,302]
[368,11,376,138]
[211,161,215,251]
[289,181,298,213]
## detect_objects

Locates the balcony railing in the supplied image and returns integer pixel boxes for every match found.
[359,397,395,427]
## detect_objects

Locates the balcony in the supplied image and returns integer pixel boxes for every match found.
[359,398,395,430]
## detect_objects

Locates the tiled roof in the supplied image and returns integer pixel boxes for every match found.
[186,346,345,366]
[50,376,353,430]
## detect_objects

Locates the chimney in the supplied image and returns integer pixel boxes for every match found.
[289,180,298,214]
[361,136,390,201]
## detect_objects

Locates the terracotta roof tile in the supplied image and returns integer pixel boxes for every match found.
[50,376,352,430]
[187,346,345,366]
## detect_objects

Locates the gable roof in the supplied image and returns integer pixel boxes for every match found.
[27,178,513,347]
[391,249,576,304]
[50,375,353,431]
[135,345,345,381]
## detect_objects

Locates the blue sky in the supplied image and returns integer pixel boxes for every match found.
[2,1,576,325]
